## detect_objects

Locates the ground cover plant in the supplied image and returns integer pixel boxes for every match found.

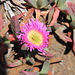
[0,0,75,75]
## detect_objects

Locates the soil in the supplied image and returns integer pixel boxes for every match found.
[49,35,75,75]
[6,35,75,75]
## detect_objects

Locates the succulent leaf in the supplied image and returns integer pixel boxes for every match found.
[57,0,66,7]
[27,57,35,65]
[37,0,42,8]
[66,15,71,20]
[48,7,54,24]
[26,67,34,72]
[7,60,22,67]
[73,29,75,52]
[3,38,10,46]
[38,50,53,57]
[70,15,75,21]
[53,22,61,30]
[21,71,39,75]
[48,8,60,26]
[55,28,72,42]
[58,5,67,10]
[39,61,50,74]
[70,21,75,29]
[21,44,28,50]
[55,0,58,4]
[0,13,3,31]
[37,0,49,9]
[25,0,37,8]
[44,47,49,51]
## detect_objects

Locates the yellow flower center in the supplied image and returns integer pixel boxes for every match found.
[27,30,43,46]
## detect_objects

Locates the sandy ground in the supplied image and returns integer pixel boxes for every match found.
[7,35,75,75]
[49,35,75,75]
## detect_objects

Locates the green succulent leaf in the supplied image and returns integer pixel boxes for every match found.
[39,61,50,74]
[73,29,75,52]
[66,15,71,20]
[26,55,30,61]
[57,0,66,7]
[3,37,10,45]
[26,67,34,72]
[44,47,49,51]
[55,0,58,4]
[58,5,67,10]
[70,15,75,21]
[28,57,35,65]
[25,0,37,8]
[70,21,75,29]
[37,0,49,9]
[37,0,42,8]
[4,40,10,45]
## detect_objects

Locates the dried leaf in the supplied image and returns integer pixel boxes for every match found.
[35,9,40,20]
[12,0,26,8]
[0,22,10,37]
[0,13,3,31]
[20,8,34,27]
[50,57,63,63]
[8,62,41,75]
[7,60,22,67]
[48,34,52,45]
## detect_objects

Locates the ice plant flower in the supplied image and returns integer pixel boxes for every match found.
[17,19,49,53]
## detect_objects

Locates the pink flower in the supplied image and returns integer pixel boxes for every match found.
[17,19,49,53]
